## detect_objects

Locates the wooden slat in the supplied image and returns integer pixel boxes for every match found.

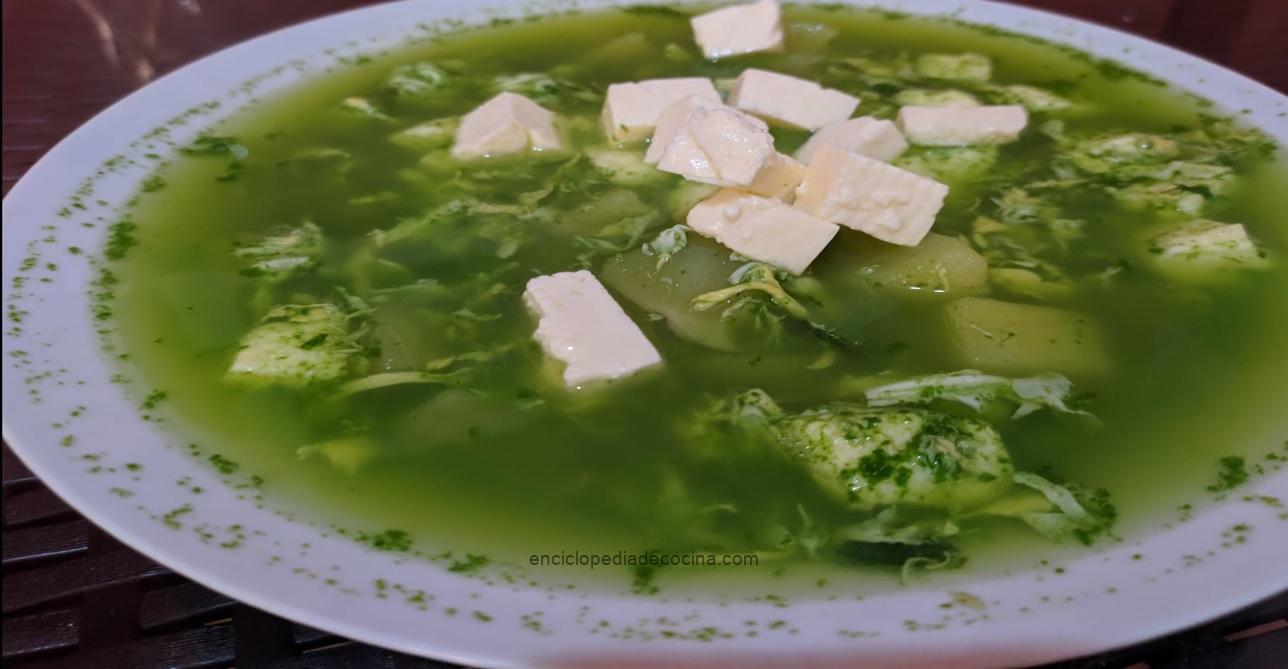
[1226,619,1288,642]
[77,581,142,650]
[1,447,38,488]
[291,642,466,669]
[17,623,235,669]
[1200,595,1288,639]
[2,519,90,566]
[1042,593,1288,668]
[290,630,476,668]
[2,548,169,614]
[2,487,76,527]
[233,604,296,666]
[1,607,79,661]
[292,622,339,647]
[1181,627,1288,669]
[138,582,236,631]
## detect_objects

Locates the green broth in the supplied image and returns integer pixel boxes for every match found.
[110,5,1288,590]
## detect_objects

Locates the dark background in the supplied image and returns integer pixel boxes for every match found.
[3,1,1286,667]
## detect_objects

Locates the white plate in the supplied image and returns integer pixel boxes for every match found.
[3,1,1287,667]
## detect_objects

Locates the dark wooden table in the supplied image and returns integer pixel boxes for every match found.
[4,1,1287,667]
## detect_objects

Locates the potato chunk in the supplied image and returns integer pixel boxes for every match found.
[944,297,1110,377]
[848,233,989,299]
[600,236,758,352]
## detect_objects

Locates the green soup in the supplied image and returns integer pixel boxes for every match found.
[108,4,1288,589]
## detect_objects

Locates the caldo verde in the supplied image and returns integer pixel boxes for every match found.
[107,3,1287,589]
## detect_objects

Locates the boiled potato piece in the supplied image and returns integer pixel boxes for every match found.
[298,436,378,475]
[857,233,988,298]
[600,236,759,352]
[586,147,671,186]
[557,189,652,236]
[393,390,536,450]
[667,181,720,223]
[821,232,988,299]
[584,33,652,70]
[944,297,1110,377]
[988,268,1077,301]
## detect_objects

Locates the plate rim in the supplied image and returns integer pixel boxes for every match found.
[3,1,1287,667]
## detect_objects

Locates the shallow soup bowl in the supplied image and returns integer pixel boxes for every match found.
[3,1,1287,667]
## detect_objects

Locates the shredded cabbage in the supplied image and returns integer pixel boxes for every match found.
[641,225,689,269]
[864,369,1092,419]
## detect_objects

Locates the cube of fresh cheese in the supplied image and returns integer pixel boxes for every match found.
[690,0,784,60]
[645,95,736,164]
[1145,219,1270,282]
[452,92,561,158]
[793,144,948,246]
[601,77,721,143]
[687,190,839,275]
[795,117,908,165]
[524,270,662,388]
[656,107,776,187]
[897,105,1029,146]
[745,152,806,199]
[727,68,860,130]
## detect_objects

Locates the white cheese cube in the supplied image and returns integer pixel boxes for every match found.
[793,144,948,246]
[727,68,860,130]
[690,0,784,60]
[795,117,908,165]
[601,77,721,143]
[745,152,806,199]
[524,270,662,388]
[687,190,839,275]
[1146,219,1270,282]
[656,107,776,187]
[644,95,736,164]
[897,105,1029,146]
[451,92,561,158]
